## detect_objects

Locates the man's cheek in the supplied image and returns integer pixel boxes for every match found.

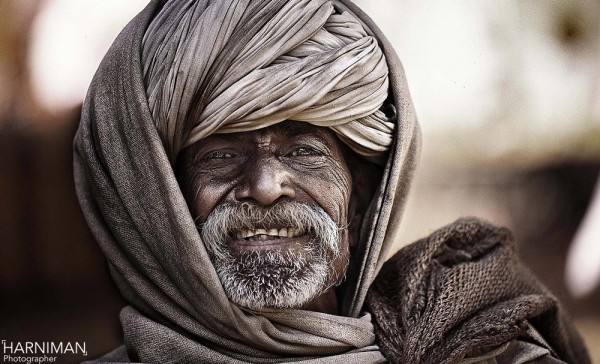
[193,185,224,222]
[323,181,352,223]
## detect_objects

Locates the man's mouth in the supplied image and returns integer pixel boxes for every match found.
[234,228,306,241]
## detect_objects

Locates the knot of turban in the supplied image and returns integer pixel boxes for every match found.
[142,0,394,163]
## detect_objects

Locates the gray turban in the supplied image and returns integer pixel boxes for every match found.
[142,0,394,163]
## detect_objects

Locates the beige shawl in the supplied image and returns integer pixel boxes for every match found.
[74,0,419,362]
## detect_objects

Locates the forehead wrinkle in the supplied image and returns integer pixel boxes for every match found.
[278,121,332,140]
[242,122,335,149]
[189,122,346,157]
[255,129,272,148]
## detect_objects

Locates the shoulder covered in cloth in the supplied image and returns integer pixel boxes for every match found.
[367,217,590,364]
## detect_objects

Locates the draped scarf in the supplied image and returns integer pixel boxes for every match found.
[74,0,419,362]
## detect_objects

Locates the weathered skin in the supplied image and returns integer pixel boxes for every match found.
[176,120,360,314]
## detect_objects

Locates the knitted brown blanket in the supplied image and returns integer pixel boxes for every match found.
[367,218,590,364]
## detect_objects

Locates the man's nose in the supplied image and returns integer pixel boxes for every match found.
[234,157,295,206]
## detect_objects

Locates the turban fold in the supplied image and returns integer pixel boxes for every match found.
[142,0,394,163]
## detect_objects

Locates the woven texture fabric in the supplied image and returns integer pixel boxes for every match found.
[142,0,394,164]
[73,0,419,362]
[367,218,591,364]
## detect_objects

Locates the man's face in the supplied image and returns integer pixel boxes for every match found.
[176,121,353,310]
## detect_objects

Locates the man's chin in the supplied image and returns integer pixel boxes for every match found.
[214,250,330,310]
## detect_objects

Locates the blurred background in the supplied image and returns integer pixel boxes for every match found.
[0,0,598,362]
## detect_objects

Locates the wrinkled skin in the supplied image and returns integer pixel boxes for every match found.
[176,121,369,314]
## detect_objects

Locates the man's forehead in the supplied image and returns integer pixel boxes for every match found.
[201,121,340,146]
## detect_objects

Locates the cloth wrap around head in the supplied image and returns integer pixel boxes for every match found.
[73,0,420,362]
[142,0,394,163]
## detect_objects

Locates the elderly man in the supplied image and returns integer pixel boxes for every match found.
[74,0,589,363]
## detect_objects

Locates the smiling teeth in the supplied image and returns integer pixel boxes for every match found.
[235,228,303,240]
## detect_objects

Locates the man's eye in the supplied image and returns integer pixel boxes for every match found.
[289,147,320,157]
[203,150,236,160]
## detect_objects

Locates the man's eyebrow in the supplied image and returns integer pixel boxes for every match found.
[279,122,328,139]
[201,133,248,143]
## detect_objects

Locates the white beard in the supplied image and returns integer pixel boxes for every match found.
[200,202,344,310]
[213,244,330,309]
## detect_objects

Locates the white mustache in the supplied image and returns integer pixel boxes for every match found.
[200,202,341,259]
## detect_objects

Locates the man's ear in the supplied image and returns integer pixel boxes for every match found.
[347,153,382,251]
